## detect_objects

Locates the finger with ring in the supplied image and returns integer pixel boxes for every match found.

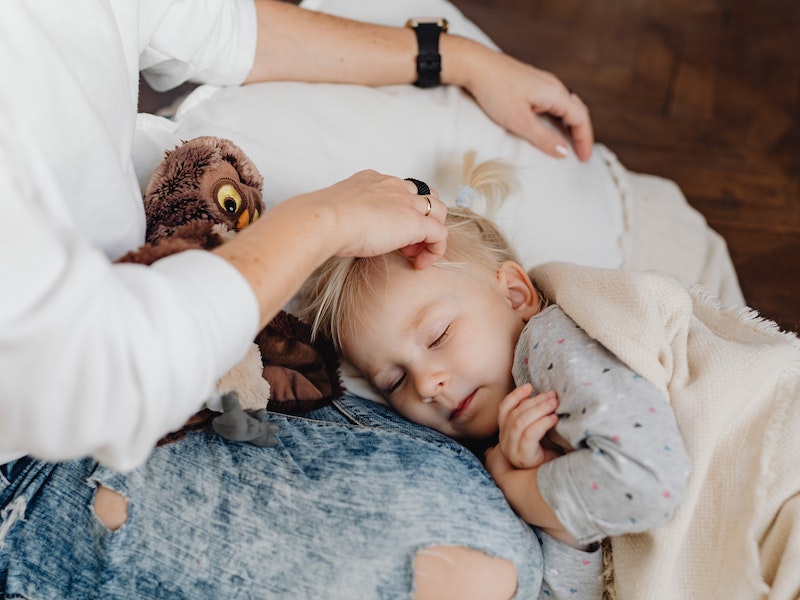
[423,195,432,217]
[404,177,431,196]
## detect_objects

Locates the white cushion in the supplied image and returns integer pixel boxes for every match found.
[134,0,626,272]
[133,0,743,403]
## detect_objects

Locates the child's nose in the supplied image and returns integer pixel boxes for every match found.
[415,365,448,402]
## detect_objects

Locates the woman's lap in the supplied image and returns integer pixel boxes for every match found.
[1,395,542,599]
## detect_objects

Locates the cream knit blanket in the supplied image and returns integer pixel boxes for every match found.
[531,262,800,600]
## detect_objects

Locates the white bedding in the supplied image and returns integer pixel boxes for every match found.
[133,0,744,400]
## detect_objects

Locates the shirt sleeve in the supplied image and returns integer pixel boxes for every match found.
[138,0,258,91]
[513,306,692,545]
[0,131,259,471]
[537,530,604,600]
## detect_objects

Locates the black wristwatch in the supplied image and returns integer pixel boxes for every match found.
[406,17,449,88]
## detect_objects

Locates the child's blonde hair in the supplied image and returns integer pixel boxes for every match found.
[298,152,537,350]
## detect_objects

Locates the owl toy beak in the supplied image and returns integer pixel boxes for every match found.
[236,209,251,230]
[233,186,263,230]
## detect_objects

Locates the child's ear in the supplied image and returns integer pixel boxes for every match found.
[497,261,541,320]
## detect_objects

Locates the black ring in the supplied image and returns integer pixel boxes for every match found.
[404,177,431,196]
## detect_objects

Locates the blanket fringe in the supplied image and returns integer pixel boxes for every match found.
[601,537,617,600]
[689,284,800,357]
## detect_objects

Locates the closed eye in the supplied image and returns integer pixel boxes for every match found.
[429,325,451,349]
[387,373,407,395]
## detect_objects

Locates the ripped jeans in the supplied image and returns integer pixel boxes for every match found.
[0,396,548,599]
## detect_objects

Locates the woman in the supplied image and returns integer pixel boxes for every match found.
[1,1,593,597]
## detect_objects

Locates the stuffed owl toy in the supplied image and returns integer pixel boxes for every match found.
[118,136,342,446]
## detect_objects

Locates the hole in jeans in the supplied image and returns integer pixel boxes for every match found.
[93,484,129,531]
[413,545,517,600]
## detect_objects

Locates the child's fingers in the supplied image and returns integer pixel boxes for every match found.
[519,413,559,446]
[502,408,557,454]
[500,392,558,454]
[502,413,559,469]
[510,392,558,431]
[498,383,534,427]
[499,389,557,441]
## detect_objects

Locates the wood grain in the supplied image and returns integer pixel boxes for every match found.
[451,0,799,332]
[139,0,799,332]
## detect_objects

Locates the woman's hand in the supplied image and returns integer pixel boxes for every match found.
[300,170,448,270]
[249,3,592,161]
[443,37,594,162]
[214,170,447,330]
[497,384,560,469]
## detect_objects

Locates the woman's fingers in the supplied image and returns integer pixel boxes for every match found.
[466,50,594,161]
[517,84,593,162]
[397,182,447,268]
[326,171,448,263]
[561,90,594,161]
[403,177,447,221]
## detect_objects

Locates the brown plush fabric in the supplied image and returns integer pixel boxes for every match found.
[117,221,228,265]
[119,136,342,444]
[143,136,265,244]
[255,311,343,415]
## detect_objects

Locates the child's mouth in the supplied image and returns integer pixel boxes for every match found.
[449,390,477,421]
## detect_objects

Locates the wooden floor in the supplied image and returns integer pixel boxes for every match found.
[451,0,799,332]
[140,0,799,333]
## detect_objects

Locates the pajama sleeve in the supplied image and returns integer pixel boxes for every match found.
[537,529,604,599]
[513,306,692,545]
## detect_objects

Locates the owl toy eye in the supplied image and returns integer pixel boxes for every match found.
[216,182,243,214]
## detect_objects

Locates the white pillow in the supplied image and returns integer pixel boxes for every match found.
[133,0,746,403]
[134,0,626,272]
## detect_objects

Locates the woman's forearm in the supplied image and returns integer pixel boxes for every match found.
[246,0,417,85]
[246,0,594,160]
[213,171,447,330]
[212,193,337,330]
[246,1,493,88]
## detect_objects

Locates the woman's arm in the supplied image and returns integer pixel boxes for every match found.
[246,0,593,160]
[213,171,447,330]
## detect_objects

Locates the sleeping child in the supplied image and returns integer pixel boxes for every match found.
[298,156,800,599]
[299,171,691,545]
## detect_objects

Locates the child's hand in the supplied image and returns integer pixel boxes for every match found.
[498,384,560,469]
[484,443,580,547]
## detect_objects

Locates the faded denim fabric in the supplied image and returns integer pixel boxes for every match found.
[1,395,544,599]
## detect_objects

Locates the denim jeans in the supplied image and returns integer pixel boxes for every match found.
[1,395,544,599]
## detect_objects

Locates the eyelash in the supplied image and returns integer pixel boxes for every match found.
[386,324,451,395]
[387,374,406,395]
[429,324,451,349]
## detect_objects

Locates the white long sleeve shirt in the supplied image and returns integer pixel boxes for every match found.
[0,0,260,470]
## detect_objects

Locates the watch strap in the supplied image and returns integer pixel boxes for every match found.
[407,20,447,88]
